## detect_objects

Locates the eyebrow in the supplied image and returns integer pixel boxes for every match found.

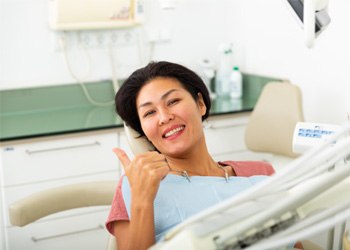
[138,89,179,109]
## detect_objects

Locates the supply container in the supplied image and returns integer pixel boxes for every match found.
[215,43,233,97]
[199,59,215,97]
[230,66,242,99]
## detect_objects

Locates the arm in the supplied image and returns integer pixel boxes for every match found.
[113,207,155,250]
[112,205,156,250]
[113,148,169,250]
[294,241,304,249]
[114,221,130,250]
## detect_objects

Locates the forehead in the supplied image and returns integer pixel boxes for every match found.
[137,77,187,101]
[144,77,184,91]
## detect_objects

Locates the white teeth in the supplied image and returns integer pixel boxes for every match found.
[164,126,184,138]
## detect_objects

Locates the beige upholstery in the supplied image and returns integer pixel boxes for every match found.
[245,81,304,158]
[9,181,118,249]
[344,231,350,250]
[300,240,324,250]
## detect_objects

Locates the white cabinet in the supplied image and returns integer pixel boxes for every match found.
[205,112,264,162]
[205,113,249,161]
[2,132,120,186]
[0,128,123,250]
[6,209,110,250]
[0,186,5,250]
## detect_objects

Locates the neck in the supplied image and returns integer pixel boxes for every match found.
[168,157,218,176]
[164,135,223,176]
[166,155,229,183]
[165,146,219,177]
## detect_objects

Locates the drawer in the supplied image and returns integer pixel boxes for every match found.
[205,119,248,156]
[1,132,120,186]
[2,171,119,227]
[5,209,110,250]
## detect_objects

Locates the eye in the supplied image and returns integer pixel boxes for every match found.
[143,109,156,118]
[168,98,180,106]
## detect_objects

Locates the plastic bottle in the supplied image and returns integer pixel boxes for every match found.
[199,58,215,97]
[215,44,233,97]
[230,66,242,99]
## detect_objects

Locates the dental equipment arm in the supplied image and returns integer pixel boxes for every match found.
[150,122,350,250]
[304,0,329,48]
[286,0,331,48]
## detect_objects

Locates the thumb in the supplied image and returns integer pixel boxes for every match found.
[112,148,131,170]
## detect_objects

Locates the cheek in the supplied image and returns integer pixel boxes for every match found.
[185,106,203,121]
[140,119,157,140]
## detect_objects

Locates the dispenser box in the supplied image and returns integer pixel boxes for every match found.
[48,0,144,30]
[292,122,341,154]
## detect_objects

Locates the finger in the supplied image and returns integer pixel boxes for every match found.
[149,156,169,170]
[154,165,171,180]
[112,148,131,169]
[143,161,170,180]
[148,159,169,169]
[146,152,168,164]
[135,151,166,164]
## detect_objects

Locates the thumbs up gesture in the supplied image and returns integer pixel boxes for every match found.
[113,148,170,203]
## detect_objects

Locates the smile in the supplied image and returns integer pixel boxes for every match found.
[163,126,185,138]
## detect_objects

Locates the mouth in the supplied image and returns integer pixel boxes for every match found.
[163,125,185,138]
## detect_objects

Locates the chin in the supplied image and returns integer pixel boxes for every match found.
[166,147,191,158]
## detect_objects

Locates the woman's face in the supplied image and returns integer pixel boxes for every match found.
[136,77,207,157]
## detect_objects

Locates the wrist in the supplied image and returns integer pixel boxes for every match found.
[131,198,154,211]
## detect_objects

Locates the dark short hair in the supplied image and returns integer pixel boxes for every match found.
[115,61,211,136]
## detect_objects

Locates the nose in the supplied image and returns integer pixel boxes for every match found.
[158,108,174,125]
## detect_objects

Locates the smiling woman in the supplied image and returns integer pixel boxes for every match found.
[114,61,211,138]
[104,61,289,250]
[136,77,207,157]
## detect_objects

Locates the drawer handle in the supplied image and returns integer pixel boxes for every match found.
[31,224,104,242]
[25,141,101,154]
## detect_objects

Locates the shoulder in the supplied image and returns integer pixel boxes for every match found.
[219,161,275,177]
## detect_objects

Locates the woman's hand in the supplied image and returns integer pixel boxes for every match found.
[113,148,169,250]
[113,148,170,204]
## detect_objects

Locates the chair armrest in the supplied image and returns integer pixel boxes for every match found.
[9,181,117,227]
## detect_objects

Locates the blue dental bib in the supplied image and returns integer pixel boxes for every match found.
[122,174,268,241]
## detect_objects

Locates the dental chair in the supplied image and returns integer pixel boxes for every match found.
[8,181,118,250]
[244,82,350,249]
[244,81,305,170]
[150,121,350,250]
[243,82,324,249]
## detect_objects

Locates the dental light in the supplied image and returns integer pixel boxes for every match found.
[286,0,331,48]
[150,122,350,250]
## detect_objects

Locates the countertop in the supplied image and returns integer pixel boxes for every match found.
[0,73,283,142]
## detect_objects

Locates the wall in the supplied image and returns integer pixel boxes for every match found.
[0,0,230,90]
[226,0,350,124]
[1,0,349,124]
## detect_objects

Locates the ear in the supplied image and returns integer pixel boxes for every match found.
[197,93,207,116]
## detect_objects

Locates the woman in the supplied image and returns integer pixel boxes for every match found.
[105,61,296,250]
